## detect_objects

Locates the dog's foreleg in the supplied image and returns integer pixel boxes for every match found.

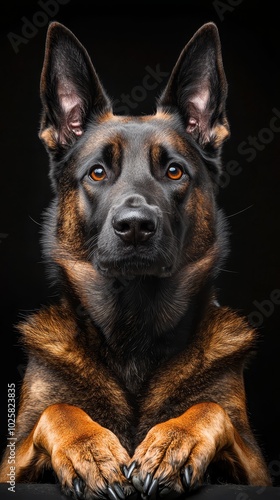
[0,404,134,498]
[129,402,271,495]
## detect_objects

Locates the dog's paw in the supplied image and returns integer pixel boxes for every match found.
[51,425,135,499]
[128,415,218,498]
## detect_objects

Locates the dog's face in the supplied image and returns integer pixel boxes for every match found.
[40,22,229,280]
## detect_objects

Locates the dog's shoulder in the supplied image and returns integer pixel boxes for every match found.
[18,301,84,357]
[199,303,257,363]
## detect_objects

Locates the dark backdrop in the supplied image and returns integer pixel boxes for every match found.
[1,0,280,487]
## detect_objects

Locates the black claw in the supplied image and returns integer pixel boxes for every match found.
[143,473,152,494]
[107,486,119,500]
[148,478,158,497]
[123,465,129,479]
[73,477,85,499]
[112,483,126,500]
[181,465,193,490]
[126,461,137,480]
[107,483,126,500]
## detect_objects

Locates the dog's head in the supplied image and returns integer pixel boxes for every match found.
[40,22,229,282]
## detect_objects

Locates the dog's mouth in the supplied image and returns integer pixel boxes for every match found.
[96,257,173,279]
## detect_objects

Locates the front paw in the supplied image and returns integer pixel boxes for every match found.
[129,419,210,498]
[51,426,135,499]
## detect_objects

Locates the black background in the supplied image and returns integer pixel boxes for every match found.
[1,0,280,488]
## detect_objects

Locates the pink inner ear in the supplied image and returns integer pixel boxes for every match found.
[58,81,84,137]
[186,117,198,133]
[67,104,84,136]
[186,86,210,137]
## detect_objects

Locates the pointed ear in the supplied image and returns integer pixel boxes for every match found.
[39,22,112,157]
[157,22,230,150]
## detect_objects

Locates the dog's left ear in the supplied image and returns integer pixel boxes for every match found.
[157,22,229,150]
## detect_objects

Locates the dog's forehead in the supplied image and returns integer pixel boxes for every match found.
[79,112,193,161]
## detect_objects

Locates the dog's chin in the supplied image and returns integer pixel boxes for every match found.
[96,258,173,279]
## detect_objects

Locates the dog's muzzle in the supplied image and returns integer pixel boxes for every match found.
[95,194,174,278]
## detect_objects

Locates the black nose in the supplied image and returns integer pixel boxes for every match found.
[112,208,157,245]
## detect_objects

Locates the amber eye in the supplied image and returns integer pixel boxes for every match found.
[166,163,184,180]
[89,165,107,182]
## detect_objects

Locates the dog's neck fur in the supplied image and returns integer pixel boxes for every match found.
[101,275,213,393]
[59,246,219,392]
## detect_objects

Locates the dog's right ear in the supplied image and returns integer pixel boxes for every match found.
[39,22,112,157]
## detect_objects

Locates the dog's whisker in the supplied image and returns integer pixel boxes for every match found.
[216,267,239,274]
[225,205,254,219]
[29,215,43,227]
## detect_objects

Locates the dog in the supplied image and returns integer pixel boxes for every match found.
[0,20,272,499]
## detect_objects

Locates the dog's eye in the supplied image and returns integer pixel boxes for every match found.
[89,165,107,182]
[166,163,184,180]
